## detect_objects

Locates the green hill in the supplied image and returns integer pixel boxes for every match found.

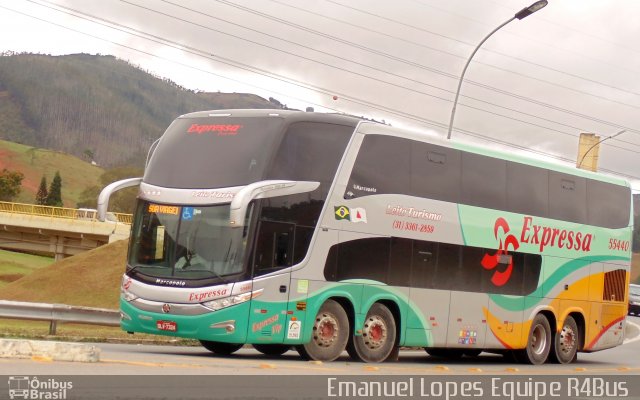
[0,53,278,168]
[0,138,103,206]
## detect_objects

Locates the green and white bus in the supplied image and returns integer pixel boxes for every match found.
[101,109,633,364]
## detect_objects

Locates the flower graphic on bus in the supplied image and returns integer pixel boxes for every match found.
[481,217,519,286]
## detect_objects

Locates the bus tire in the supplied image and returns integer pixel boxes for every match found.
[253,344,291,356]
[296,299,349,362]
[351,303,397,363]
[515,313,551,365]
[550,315,579,364]
[199,340,243,355]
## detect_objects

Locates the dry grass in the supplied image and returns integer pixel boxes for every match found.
[0,241,196,344]
[0,239,127,309]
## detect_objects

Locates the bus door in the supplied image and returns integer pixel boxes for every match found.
[247,220,295,343]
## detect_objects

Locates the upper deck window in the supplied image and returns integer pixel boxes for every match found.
[346,134,630,229]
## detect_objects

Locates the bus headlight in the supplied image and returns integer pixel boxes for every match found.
[202,289,263,311]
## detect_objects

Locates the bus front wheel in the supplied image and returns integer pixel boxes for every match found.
[515,314,551,365]
[296,299,349,362]
[199,340,244,355]
[349,303,397,363]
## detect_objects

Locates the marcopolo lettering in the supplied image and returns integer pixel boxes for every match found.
[520,216,592,252]
[155,279,187,287]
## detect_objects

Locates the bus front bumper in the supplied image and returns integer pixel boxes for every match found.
[120,299,249,343]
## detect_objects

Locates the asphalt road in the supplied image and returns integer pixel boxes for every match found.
[1,316,639,376]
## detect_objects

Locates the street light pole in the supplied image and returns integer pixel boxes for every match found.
[446,0,548,140]
[577,129,626,170]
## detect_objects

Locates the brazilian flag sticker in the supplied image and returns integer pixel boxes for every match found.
[334,205,351,221]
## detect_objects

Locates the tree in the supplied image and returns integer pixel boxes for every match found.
[0,169,24,201]
[45,171,63,207]
[76,186,100,209]
[35,175,48,205]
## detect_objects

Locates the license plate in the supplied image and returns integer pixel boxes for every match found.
[156,320,177,332]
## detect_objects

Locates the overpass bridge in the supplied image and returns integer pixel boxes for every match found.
[0,202,132,260]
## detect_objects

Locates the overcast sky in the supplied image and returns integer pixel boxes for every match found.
[1,0,639,191]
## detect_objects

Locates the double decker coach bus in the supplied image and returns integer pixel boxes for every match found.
[100,109,633,365]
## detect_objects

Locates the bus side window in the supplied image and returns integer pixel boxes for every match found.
[323,238,390,284]
[253,221,294,277]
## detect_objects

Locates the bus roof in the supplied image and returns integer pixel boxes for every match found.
[178,108,362,127]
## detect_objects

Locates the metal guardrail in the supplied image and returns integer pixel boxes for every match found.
[0,300,120,335]
[0,201,133,224]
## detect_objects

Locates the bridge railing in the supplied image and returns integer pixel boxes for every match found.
[0,201,132,224]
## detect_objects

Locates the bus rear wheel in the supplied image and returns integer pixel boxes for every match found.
[349,303,397,363]
[199,340,244,355]
[550,315,579,364]
[296,299,349,362]
[253,344,291,356]
[515,314,551,365]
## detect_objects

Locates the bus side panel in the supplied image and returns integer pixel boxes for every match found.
[446,291,488,349]
[408,288,450,347]
[484,294,526,350]
[584,261,628,351]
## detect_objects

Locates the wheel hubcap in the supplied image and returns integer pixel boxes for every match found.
[313,313,339,347]
[559,325,576,355]
[531,324,547,355]
[362,315,387,350]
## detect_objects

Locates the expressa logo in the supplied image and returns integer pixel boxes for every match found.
[481,217,518,287]
[186,124,242,135]
[481,216,593,287]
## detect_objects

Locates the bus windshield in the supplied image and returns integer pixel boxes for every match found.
[127,201,250,282]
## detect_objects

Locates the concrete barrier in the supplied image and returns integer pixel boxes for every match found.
[0,339,100,363]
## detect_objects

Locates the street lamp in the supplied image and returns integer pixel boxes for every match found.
[446,0,548,140]
[577,129,626,170]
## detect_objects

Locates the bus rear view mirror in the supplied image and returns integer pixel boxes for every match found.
[97,177,143,221]
[229,180,320,227]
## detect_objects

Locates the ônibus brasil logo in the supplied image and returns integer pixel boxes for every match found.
[8,376,73,400]
[481,216,593,287]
